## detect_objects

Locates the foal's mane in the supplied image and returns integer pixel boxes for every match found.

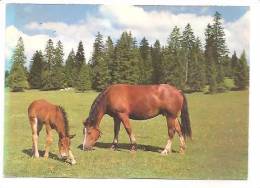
[57,106,69,137]
[87,87,108,125]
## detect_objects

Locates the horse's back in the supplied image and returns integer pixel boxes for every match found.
[105,84,183,119]
[28,99,56,121]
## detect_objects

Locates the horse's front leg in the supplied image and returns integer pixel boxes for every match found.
[118,113,137,151]
[30,117,42,158]
[161,116,176,155]
[111,117,121,150]
[44,124,53,159]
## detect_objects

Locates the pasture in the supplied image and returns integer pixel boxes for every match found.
[4,89,248,179]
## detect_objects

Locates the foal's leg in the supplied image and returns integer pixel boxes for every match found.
[44,124,53,159]
[175,119,186,154]
[118,113,137,151]
[161,116,176,155]
[111,117,121,150]
[30,117,42,158]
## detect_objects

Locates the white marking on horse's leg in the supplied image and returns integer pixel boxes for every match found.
[130,134,136,144]
[179,135,186,154]
[82,128,87,150]
[68,150,76,165]
[32,118,39,158]
[161,139,172,155]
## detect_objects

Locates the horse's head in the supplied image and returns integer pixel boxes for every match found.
[82,118,101,150]
[58,134,75,158]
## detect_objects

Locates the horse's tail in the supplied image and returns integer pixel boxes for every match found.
[180,91,192,139]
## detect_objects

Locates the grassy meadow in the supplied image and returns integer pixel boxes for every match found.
[4,89,248,179]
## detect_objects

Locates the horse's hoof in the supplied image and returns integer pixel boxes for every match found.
[161,149,169,155]
[130,144,137,152]
[111,144,118,151]
[179,149,185,155]
[33,154,40,158]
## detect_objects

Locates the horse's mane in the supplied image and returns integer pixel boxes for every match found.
[58,106,69,137]
[87,87,108,125]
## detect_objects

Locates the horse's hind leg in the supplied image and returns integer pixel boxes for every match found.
[175,119,186,154]
[118,113,137,151]
[111,117,121,150]
[161,116,176,155]
[44,124,53,159]
[30,117,41,158]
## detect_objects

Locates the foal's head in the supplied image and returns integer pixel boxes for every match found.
[57,106,75,158]
[58,136,71,158]
[82,118,101,150]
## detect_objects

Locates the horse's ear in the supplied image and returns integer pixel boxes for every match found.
[69,134,76,139]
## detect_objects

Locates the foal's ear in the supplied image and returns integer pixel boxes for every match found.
[69,134,76,139]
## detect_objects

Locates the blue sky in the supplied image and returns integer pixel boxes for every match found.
[5,4,250,69]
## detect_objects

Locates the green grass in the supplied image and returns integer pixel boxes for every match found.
[4,89,248,179]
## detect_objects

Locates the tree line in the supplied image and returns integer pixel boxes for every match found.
[6,12,249,93]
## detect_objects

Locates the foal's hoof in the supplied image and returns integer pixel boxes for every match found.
[161,149,170,156]
[130,144,137,152]
[110,144,118,151]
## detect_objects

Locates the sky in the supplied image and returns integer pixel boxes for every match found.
[5,4,250,70]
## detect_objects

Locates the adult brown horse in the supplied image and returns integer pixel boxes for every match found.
[82,84,191,155]
[28,99,76,164]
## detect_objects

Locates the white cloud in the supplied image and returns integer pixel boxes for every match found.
[225,10,250,57]
[5,5,250,68]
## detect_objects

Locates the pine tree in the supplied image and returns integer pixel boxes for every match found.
[233,51,249,90]
[74,41,86,88]
[151,40,162,83]
[161,26,186,89]
[75,64,91,92]
[111,31,140,84]
[182,23,195,85]
[187,38,206,91]
[29,50,44,89]
[104,36,114,83]
[139,37,153,84]
[212,11,228,84]
[205,24,217,93]
[91,32,111,91]
[8,37,29,91]
[52,40,66,89]
[65,49,77,87]
[41,39,55,90]
[75,41,86,73]
[231,51,239,78]
[5,70,9,87]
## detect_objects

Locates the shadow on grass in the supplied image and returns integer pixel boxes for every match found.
[22,149,65,163]
[78,142,177,153]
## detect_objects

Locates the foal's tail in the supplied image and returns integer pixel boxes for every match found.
[180,91,192,139]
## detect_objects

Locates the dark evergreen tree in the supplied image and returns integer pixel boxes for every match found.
[231,51,239,78]
[41,39,55,90]
[151,40,162,83]
[187,38,206,91]
[182,23,195,85]
[161,26,186,89]
[8,37,29,91]
[91,32,111,91]
[75,41,86,73]
[75,64,91,92]
[205,24,217,93]
[52,40,66,89]
[65,49,77,87]
[212,11,228,84]
[29,50,44,89]
[139,37,153,84]
[5,70,9,87]
[233,51,249,89]
[104,36,114,83]
[111,31,140,84]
